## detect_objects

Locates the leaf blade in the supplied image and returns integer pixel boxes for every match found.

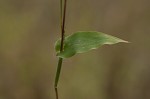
[55,31,128,58]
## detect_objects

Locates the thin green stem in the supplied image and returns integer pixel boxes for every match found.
[54,58,63,99]
[54,58,63,87]
[54,0,67,99]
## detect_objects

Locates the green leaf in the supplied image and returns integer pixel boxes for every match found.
[55,31,128,58]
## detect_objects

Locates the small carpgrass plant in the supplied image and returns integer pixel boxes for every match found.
[54,0,128,99]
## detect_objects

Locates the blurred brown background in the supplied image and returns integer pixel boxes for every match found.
[0,0,150,99]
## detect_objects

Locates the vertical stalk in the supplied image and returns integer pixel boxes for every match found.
[54,0,67,99]
[60,0,63,31]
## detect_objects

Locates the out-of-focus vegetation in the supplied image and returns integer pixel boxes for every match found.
[0,0,150,99]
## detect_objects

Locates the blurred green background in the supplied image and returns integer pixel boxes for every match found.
[0,0,150,99]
